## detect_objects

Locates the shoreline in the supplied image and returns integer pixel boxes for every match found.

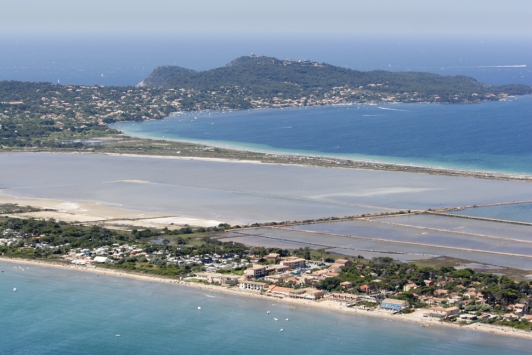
[2,256,531,340]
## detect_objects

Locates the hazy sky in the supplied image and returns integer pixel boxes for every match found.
[1,0,530,37]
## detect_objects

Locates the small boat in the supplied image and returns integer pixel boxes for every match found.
[279,329,284,332]
[13,288,17,292]
[285,318,289,321]
[273,318,278,321]
[198,307,201,310]
[116,334,120,337]
[267,311,270,314]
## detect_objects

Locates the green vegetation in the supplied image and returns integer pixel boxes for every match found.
[316,257,532,311]
[0,204,42,214]
[145,55,532,105]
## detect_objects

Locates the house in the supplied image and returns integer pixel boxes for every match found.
[359,284,371,293]
[93,256,112,263]
[327,293,360,303]
[460,314,478,321]
[514,303,528,314]
[424,306,460,319]
[290,288,325,300]
[298,275,316,286]
[334,259,353,267]
[381,298,410,312]
[403,283,418,292]
[503,313,519,321]
[268,285,294,298]
[324,272,340,278]
[214,275,240,286]
[264,274,290,283]
[245,265,267,278]
[265,265,288,274]
[449,295,463,304]
[434,289,448,296]
[280,257,306,270]
[265,253,280,263]
[340,281,353,290]
[424,280,435,287]
[328,264,343,273]
[239,281,268,291]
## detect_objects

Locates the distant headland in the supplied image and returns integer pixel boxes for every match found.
[0,54,531,154]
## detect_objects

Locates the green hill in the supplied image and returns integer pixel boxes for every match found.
[139,55,532,102]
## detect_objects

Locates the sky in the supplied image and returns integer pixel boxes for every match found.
[1,0,531,37]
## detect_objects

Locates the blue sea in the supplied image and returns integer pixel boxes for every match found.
[0,34,530,86]
[1,261,531,355]
[112,95,532,175]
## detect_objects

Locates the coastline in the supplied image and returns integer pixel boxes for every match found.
[108,97,532,181]
[2,256,531,340]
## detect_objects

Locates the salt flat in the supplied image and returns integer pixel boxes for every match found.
[1,153,532,224]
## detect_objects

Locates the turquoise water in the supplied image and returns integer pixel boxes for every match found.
[112,96,532,175]
[449,203,532,223]
[1,261,531,354]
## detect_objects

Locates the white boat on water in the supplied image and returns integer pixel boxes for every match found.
[273,318,278,321]
[279,329,284,332]
[267,311,270,314]
[13,288,17,292]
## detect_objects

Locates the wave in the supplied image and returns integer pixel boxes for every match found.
[378,107,407,112]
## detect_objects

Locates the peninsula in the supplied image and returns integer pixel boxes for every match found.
[1,54,531,152]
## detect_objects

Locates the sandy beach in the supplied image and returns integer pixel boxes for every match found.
[0,193,225,228]
[2,257,531,340]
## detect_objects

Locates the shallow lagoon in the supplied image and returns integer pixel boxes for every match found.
[448,203,532,223]
[1,153,532,224]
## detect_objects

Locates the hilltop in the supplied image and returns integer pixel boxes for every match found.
[139,54,532,104]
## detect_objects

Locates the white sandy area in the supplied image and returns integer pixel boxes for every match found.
[2,257,531,340]
[0,193,226,228]
[116,180,150,184]
[103,152,266,165]
[109,217,223,228]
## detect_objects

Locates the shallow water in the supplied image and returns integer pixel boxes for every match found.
[112,96,532,175]
[1,261,531,354]
[448,203,532,223]
[379,213,532,238]
[1,153,531,224]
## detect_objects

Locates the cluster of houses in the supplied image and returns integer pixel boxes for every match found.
[190,254,416,311]
[0,237,19,247]
[186,253,532,323]
[65,243,252,271]
[1,229,27,246]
